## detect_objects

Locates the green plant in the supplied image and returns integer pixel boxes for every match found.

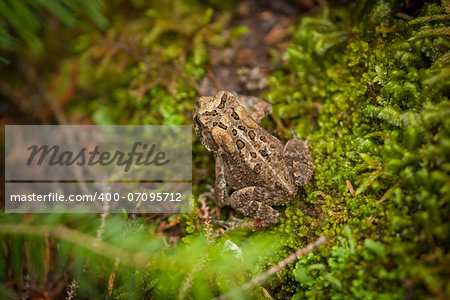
[0,0,107,54]
[266,0,449,298]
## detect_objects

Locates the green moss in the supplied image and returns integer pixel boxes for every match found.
[266,1,449,298]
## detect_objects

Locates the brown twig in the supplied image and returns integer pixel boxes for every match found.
[261,286,273,298]
[215,236,327,299]
[107,257,120,295]
[95,183,111,246]
[198,192,214,243]
[207,68,223,91]
[65,280,79,300]
[44,234,51,285]
[396,12,413,20]
[346,180,355,197]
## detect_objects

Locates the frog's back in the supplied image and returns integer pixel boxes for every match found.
[222,126,295,195]
[193,90,296,195]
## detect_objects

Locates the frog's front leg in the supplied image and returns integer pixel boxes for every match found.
[214,155,227,207]
[237,95,272,123]
[283,136,314,186]
[226,186,282,226]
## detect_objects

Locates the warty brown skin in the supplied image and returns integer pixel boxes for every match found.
[193,91,314,227]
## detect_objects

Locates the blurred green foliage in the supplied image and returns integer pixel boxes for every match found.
[0,211,284,299]
[71,0,235,125]
[0,0,107,54]
[266,0,449,298]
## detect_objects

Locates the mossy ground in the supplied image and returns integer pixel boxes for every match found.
[265,1,449,298]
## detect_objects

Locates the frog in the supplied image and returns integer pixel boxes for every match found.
[193,90,314,227]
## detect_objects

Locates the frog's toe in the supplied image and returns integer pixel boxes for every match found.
[212,216,244,230]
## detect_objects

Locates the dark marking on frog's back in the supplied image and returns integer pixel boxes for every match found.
[248,130,256,140]
[236,139,245,150]
[259,148,269,157]
[238,125,247,132]
[218,122,227,130]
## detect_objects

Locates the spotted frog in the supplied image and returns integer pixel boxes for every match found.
[193,91,314,226]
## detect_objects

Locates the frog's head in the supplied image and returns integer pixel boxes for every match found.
[193,91,237,152]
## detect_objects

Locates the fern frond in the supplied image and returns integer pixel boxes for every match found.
[411,27,450,39]
[409,14,450,25]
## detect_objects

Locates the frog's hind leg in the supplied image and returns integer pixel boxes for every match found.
[227,186,280,226]
[283,131,314,186]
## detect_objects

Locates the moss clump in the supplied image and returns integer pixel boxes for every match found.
[266,1,449,298]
